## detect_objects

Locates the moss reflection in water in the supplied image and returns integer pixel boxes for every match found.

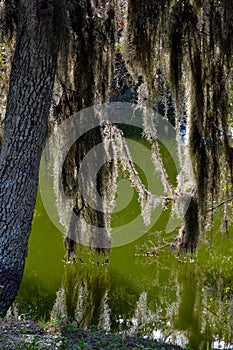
[14,194,233,349]
[51,264,111,329]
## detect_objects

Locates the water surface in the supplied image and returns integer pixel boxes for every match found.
[15,194,233,350]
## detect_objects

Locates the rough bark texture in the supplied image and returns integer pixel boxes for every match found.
[0,2,58,316]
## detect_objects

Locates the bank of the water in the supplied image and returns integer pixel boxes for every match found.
[0,320,185,349]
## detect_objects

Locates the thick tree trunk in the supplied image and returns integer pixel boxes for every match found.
[0,3,58,316]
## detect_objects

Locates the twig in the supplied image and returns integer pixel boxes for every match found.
[206,197,233,213]
[140,237,178,256]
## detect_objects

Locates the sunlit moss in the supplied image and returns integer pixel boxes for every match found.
[124,0,233,251]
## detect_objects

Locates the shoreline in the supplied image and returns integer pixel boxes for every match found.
[0,320,185,350]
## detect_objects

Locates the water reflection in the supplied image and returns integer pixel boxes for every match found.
[51,264,110,330]
[15,202,233,349]
[174,268,206,349]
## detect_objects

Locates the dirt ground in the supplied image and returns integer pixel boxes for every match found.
[0,320,186,349]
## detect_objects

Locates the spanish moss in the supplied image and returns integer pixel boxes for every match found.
[124,0,233,251]
[51,0,117,261]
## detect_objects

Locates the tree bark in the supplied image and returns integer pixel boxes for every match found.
[0,2,58,316]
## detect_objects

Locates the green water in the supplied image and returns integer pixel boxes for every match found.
[14,192,233,350]
[14,133,233,349]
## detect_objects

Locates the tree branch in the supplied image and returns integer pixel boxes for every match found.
[206,197,233,213]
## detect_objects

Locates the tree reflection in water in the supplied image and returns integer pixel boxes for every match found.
[15,219,233,349]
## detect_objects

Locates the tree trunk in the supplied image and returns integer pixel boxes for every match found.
[0,2,58,316]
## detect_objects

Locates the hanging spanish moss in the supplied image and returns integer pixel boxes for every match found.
[51,0,117,262]
[67,0,117,109]
[50,0,233,256]
[3,0,232,258]
[134,76,176,199]
[102,121,164,226]
[186,0,233,237]
[124,0,233,251]
[124,0,171,100]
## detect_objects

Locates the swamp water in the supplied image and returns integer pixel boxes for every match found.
[12,125,233,349]
[13,192,233,350]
